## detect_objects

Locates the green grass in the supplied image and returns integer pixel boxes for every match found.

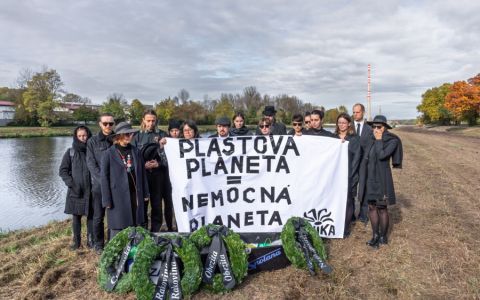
[0,126,77,138]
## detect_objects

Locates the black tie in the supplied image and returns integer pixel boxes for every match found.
[357,123,361,135]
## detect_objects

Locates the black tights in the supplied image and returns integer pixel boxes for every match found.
[368,204,389,237]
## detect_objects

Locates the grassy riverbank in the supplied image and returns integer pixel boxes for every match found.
[0,126,479,299]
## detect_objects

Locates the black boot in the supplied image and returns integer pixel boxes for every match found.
[366,233,380,249]
[70,235,81,250]
[87,233,94,249]
[379,234,388,245]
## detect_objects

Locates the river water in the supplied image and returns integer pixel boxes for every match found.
[0,137,71,231]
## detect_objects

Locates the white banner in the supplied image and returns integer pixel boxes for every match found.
[164,135,349,238]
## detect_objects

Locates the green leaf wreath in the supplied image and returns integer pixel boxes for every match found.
[190,224,248,294]
[98,226,153,293]
[280,217,328,271]
[131,234,202,300]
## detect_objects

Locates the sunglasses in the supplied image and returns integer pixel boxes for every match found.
[259,125,270,129]
[372,125,384,129]
[305,121,310,124]
[102,122,115,127]
[292,122,303,126]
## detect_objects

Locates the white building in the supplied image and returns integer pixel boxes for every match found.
[0,101,15,126]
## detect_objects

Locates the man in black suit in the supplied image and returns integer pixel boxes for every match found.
[352,103,373,224]
[209,117,231,138]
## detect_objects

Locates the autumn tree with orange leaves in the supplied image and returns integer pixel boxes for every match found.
[444,77,480,125]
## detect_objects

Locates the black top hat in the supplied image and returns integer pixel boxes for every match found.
[367,115,392,129]
[262,106,277,116]
[215,116,231,126]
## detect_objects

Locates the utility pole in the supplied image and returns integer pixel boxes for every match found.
[367,64,372,121]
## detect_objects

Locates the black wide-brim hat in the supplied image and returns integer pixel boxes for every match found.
[141,142,160,161]
[367,115,392,129]
[107,121,138,141]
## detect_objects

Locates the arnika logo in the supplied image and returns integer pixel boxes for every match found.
[303,208,335,236]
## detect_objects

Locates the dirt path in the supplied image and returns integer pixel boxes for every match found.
[1,127,479,299]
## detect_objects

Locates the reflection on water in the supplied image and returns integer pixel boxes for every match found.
[0,137,71,231]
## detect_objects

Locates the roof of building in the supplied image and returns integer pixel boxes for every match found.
[0,101,15,106]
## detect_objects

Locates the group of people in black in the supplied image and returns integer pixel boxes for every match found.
[59,103,402,253]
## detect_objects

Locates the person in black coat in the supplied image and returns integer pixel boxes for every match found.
[364,115,403,248]
[255,106,287,135]
[101,122,150,239]
[352,103,374,223]
[287,113,307,136]
[59,125,93,250]
[303,109,335,137]
[209,117,231,138]
[86,113,115,253]
[334,113,361,237]
[230,112,252,136]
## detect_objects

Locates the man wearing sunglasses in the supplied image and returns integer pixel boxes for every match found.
[304,111,311,130]
[287,113,306,136]
[352,103,373,224]
[86,113,115,254]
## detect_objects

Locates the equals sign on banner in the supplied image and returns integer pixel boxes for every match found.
[227,176,242,185]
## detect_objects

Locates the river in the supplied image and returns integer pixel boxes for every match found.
[0,137,71,231]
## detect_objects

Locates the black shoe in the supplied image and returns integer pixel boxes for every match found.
[367,234,380,249]
[358,217,368,224]
[379,235,388,245]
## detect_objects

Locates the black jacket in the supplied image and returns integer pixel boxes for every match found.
[100,145,149,229]
[303,127,335,137]
[86,131,113,192]
[230,126,252,136]
[59,127,92,216]
[364,132,402,205]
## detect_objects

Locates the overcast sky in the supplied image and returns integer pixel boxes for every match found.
[1,0,479,119]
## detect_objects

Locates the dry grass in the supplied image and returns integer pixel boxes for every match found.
[0,126,479,299]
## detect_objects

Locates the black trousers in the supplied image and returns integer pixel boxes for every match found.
[146,169,174,232]
[92,187,105,247]
[72,214,93,245]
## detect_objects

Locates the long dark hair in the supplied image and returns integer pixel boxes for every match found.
[335,112,355,135]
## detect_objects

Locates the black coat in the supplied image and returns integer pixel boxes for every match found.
[364,132,401,205]
[59,127,92,216]
[356,123,373,203]
[335,134,361,195]
[86,131,113,193]
[303,127,335,137]
[100,145,149,229]
[230,126,252,136]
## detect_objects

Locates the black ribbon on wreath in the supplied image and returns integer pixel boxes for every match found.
[106,228,145,291]
[293,219,333,276]
[152,237,183,300]
[201,226,236,289]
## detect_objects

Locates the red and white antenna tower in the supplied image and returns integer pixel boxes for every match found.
[367,64,371,121]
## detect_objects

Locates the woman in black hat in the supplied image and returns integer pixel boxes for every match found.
[59,125,93,250]
[100,122,150,239]
[334,113,361,237]
[364,115,402,248]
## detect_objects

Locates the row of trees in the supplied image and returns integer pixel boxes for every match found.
[417,73,480,126]
[1,68,350,127]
